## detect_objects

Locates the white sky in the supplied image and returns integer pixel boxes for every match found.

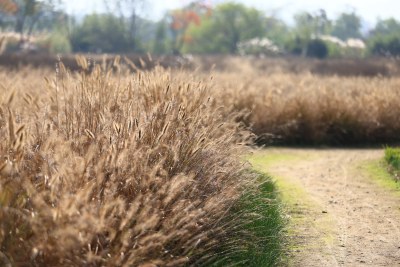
[64,0,400,26]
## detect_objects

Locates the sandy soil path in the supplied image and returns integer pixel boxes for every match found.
[252,148,400,267]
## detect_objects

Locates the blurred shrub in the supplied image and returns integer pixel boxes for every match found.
[284,37,303,56]
[325,41,343,57]
[48,32,72,53]
[325,42,366,58]
[285,37,328,59]
[36,32,72,54]
[306,39,328,59]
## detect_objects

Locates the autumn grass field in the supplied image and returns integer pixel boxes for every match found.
[213,66,400,145]
[1,56,400,266]
[0,58,287,266]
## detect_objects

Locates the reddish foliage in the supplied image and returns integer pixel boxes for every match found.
[0,0,18,14]
[169,2,213,46]
[186,10,201,26]
[171,10,201,31]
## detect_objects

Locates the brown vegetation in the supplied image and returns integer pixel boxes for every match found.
[2,53,400,265]
[194,56,400,77]
[0,53,194,72]
[2,54,400,77]
[0,59,255,266]
[215,69,400,145]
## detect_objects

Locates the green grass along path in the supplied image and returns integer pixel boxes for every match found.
[249,148,400,267]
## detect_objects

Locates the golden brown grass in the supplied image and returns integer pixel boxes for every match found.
[0,59,257,266]
[215,70,400,145]
[3,54,400,266]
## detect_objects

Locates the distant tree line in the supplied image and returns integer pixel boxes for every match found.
[1,0,400,58]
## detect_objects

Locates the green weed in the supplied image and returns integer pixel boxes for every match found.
[384,147,400,180]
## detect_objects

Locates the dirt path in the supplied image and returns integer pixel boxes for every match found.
[251,148,400,267]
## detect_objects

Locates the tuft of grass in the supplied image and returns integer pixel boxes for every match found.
[0,59,268,266]
[384,146,400,180]
[361,159,400,193]
[210,171,285,267]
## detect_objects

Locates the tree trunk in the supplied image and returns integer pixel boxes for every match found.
[27,15,40,41]
[129,12,136,50]
[15,15,26,41]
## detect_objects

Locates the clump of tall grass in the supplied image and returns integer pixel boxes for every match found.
[0,58,260,266]
[384,147,400,181]
[212,171,285,267]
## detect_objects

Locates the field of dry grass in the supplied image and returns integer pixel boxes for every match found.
[0,58,283,266]
[2,54,400,77]
[212,67,400,145]
[2,55,400,266]
[194,56,400,77]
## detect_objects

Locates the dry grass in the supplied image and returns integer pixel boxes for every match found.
[3,54,398,266]
[0,59,259,266]
[193,56,400,77]
[214,70,400,145]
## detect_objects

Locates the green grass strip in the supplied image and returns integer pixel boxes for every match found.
[210,171,285,267]
[361,159,400,194]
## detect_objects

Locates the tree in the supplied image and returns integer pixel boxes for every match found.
[70,14,134,53]
[103,0,145,51]
[0,0,18,15]
[264,16,289,48]
[70,0,154,54]
[368,18,400,56]
[0,0,61,40]
[371,18,400,37]
[290,10,331,56]
[152,19,169,54]
[369,36,400,56]
[168,1,211,54]
[133,17,158,52]
[293,10,330,39]
[183,2,265,54]
[0,0,18,29]
[374,18,400,36]
[332,12,362,40]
